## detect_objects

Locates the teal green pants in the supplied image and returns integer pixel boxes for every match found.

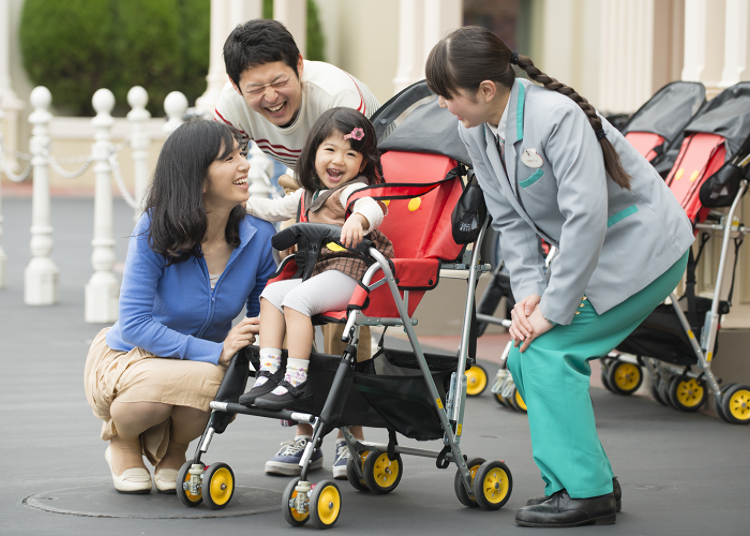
[507,251,688,499]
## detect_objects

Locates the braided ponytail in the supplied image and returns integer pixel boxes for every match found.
[425,26,631,190]
[514,54,631,190]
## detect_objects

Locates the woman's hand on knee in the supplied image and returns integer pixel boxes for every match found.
[514,305,554,352]
[509,295,540,341]
[220,317,260,364]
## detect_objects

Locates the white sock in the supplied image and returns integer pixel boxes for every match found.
[255,348,281,386]
[272,357,309,395]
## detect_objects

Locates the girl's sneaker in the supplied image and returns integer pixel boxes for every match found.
[332,440,350,480]
[264,437,324,476]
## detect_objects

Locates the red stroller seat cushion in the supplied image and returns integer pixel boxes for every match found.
[665,132,727,224]
[625,131,666,161]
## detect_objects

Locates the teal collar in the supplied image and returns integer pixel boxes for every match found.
[507,79,525,145]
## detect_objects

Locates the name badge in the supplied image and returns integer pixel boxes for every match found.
[521,148,543,168]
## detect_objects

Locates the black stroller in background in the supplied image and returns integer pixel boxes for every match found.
[600,82,750,425]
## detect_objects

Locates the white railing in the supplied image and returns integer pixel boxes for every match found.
[0,85,274,322]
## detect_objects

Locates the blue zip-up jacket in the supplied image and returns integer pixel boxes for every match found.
[106,212,277,365]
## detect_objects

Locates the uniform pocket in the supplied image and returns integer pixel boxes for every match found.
[520,169,545,189]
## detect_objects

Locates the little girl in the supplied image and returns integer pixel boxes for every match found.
[241,107,393,410]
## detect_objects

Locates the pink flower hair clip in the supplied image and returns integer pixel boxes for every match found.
[344,127,365,141]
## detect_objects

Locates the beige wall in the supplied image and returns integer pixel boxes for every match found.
[336,0,401,105]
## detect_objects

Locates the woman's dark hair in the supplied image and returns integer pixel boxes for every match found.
[425,26,631,190]
[143,119,245,265]
[295,107,384,191]
[224,19,300,90]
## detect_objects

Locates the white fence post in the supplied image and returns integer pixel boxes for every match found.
[24,86,59,305]
[85,88,119,323]
[0,98,6,289]
[127,86,151,219]
[248,142,273,198]
[163,91,188,135]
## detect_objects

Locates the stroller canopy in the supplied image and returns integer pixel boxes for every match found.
[371,80,472,166]
[684,81,750,159]
[622,81,705,145]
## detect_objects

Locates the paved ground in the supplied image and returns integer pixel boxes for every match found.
[1,197,749,535]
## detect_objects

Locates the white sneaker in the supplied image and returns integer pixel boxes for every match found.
[332,441,350,480]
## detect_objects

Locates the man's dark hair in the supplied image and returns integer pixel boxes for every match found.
[223,19,301,90]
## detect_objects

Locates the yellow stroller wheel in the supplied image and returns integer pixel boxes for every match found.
[362,450,403,494]
[282,478,310,526]
[345,450,370,492]
[472,460,513,510]
[668,376,707,412]
[176,460,204,507]
[509,386,527,413]
[453,457,485,507]
[465,365,488,396]
[202,463,235,510]
[607,359,643,395]
[310,480,342,529]
[720,384,750,424]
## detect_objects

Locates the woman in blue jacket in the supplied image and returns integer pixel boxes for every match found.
[84,120,276,494]
[426,27,693,527]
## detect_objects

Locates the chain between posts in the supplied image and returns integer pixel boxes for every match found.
[0,144,33,182]
[1,137,134,209]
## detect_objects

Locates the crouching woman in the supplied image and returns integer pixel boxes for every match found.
[84,120,276,494]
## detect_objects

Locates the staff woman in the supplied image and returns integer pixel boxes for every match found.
[426,26,693,527]
[84,120,276,494]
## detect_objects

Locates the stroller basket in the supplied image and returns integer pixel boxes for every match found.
[352,347,458,441]
[617,297,728,367]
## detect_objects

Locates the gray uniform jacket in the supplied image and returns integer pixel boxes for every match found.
[458,79,694,325]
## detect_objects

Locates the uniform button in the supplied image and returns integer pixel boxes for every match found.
[575,311,580,315]
[582,296,588,301]
[579,303,585,308]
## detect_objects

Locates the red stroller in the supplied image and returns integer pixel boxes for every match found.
[175,81,514,526]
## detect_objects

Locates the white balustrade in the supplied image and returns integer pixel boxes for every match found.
[0,96,6,289]
[127,86,151,218]
[248,142,273,198]
[24,86,59,305]
[163,91,188,135]
[85,88,119,323]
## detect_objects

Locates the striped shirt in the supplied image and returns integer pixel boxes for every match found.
[214,60,380,168]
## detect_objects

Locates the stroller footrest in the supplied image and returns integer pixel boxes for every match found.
[209,401,316,423]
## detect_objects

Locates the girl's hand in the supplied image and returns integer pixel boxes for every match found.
[219,317,260,365]
[341,214,368,248]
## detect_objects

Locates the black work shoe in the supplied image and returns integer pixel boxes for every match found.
[254,380,313,411]
[525,477,622,512]
[238,368,284,406]
[515,489,616,527]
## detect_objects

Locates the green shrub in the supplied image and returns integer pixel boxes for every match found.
[20,0,209,117]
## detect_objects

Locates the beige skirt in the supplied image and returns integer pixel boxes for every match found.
[83,328,226,464]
